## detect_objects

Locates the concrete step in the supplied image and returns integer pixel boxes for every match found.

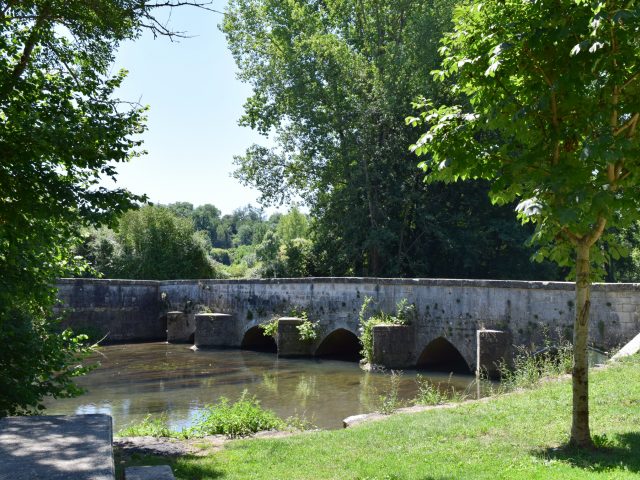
[611,331,640,360]
[125,465,175,480]
[0,414,114,480]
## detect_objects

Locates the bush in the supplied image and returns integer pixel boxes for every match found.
[117,392,290,439]
[117,414,176,438]
[413,374,468,406]
[260,318,279,338]
[0,310,94,416]
[191,392,285,438]
[498,340,573,391]
[378,370,404,415]
[296,314,319,342]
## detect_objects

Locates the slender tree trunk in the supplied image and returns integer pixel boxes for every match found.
[570,242,594,448]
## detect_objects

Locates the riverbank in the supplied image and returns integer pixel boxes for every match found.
[118,354,640,479]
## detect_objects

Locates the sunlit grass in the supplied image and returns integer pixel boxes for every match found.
[121,355,640,479]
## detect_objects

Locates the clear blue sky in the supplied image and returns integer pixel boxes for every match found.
[104,3,272,215]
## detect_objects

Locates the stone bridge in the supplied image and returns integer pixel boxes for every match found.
[56,278,640,375]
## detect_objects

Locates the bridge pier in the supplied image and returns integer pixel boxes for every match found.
[371,324,415,369]
[194,313,240,348]
[166,311,195,343]
[277,317,314,357]
[476,329,512,379]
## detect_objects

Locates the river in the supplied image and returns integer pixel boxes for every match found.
[44,342,480,431]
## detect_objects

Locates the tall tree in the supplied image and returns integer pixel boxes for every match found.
[409,0,640,448]
[224,0,557,279]
[115,206,216,280]
[0,0,212,415]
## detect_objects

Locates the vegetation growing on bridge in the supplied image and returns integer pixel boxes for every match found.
[359,297,416,364]
[258,308,319,343]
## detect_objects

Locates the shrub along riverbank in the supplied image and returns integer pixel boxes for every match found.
[120,354,640,479]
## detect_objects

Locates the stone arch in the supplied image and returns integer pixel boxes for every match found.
[416,337,471,373]
[315,328,361,361]
[241,326,277,353]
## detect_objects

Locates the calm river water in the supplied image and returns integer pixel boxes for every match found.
[45,342,479,431]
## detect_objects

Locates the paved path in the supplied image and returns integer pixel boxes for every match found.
[0,414,114,480]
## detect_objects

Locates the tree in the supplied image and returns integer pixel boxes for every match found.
[193,204,222,244]
[224,0,558,279]
[276,206,309,243]
[409,0,640,448]
[166,202,195,218]
[114,206,217,280]
[0,0,212,415]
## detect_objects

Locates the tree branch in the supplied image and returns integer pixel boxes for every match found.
[3,2,51,94]
[562,227,582,245]
[586,217,607,247]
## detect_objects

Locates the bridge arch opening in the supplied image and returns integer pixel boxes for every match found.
[315,329,361,361]
[241,326,277,353]
[416,337,471,374]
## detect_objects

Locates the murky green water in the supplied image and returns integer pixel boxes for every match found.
[44,342,479,431]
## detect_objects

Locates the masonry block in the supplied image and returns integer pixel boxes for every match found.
[0,414,115,480]
[371,324,414,369]
[166,311,195,343]
[126,465,175,480]
[277,317,314,357]
[476,329,513,379]
[194,313,239,348]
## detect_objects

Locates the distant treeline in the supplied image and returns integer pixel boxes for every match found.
[74,200,640,282]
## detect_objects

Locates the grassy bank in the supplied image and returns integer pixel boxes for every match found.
[123,355,640,479]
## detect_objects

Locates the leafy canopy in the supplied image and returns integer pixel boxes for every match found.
[409,0,640,271]
[409,0,640,448]
[0,0,212,415]
[224,0,558,279]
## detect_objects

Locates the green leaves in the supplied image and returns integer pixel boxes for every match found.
[0,1,196,415]
[410,0,640,271]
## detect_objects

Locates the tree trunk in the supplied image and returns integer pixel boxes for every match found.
[570,242,594,449]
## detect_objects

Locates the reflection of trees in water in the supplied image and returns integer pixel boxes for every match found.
[294,375,318,407]
[261,372,279,395]
[358,371,379,412]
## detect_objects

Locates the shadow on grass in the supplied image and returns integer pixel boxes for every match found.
[115,453,224,480]
[172,456,225,480]
[534,432,640,473]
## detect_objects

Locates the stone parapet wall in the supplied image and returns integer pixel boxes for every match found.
[56,278,163,342]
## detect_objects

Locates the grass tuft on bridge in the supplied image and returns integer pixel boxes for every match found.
[122,354,640,479]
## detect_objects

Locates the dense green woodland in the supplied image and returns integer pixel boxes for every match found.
[76,200,640,282]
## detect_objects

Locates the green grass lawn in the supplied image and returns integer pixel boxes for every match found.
[123,355,640,479]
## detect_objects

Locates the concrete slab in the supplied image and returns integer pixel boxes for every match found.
[125,465,175,480]
[0,414,114,480]
[612,331,640,360]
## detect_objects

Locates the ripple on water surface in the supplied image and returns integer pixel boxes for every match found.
[44,342,478,430]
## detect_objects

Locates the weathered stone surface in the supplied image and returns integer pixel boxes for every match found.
[0,414,114,480]
[55,277,640,370]
[125,465,175,480]
[277,317,314,357]
[56,278,162,343]
[194,313,240,348]
[476,329,512,379]
[371,324,415,369]
[166,311,195,343]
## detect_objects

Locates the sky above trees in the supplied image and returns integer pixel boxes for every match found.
[104,1,273,215]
